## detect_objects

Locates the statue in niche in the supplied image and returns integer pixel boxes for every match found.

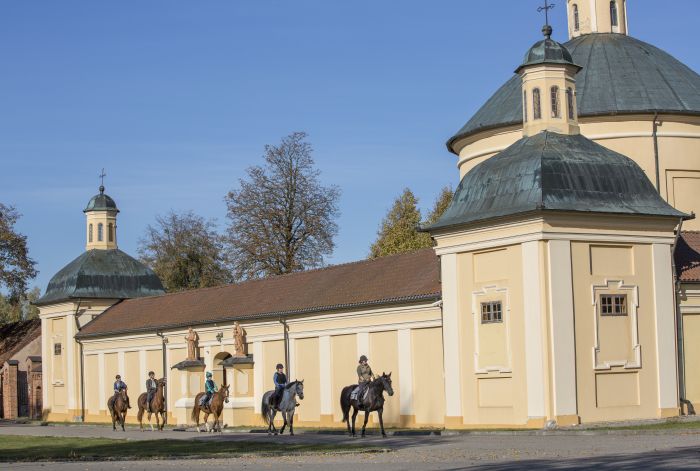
[185,327,199,361]
[233,322,247,357]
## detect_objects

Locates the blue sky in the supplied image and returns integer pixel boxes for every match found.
[2,1,699,293]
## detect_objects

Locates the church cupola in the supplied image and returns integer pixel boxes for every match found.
[567,0,628,38]
[84,173,119,251]
[516,23,582,137]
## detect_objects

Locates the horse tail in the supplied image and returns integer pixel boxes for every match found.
[260,392,271,425]
[340,386,353,422]
[191,394,201,423]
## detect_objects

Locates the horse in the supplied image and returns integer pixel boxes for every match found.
[191,384,230,433]
[261,380,304,436]
[136,378,167,431]
[107,389,129,432]
[340,372,394,437]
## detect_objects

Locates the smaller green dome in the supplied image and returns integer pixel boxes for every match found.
[515,27,580,73]
[84,186,119,213]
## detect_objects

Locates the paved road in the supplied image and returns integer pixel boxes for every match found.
[2,424,700,470]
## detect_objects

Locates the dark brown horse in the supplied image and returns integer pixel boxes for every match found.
[137,378,167,431]
[107,389,129,432]
[191,384,230,433]
[340,372,394,437]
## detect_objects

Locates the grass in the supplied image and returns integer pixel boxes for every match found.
[0,435,382,462]
[593,419,700,432]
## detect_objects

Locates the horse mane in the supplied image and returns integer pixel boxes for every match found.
[284,380,298,390]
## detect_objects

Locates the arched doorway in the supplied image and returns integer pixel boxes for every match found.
[213,352,232,388]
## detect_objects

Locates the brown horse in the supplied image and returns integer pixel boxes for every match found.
[191,384,230,433]
[137,378,167,431]
[107,390,128,431]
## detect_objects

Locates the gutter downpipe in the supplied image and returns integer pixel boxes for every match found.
[279,317,290,378]
[653,113,661,193]
[156,331,168,416]
[73,299,85,423]
[671,218,687,412]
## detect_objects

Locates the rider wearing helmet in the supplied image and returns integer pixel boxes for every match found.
[113,374,131,409]
[272,363,287,408]
[200,371,218,408]
[145,371,157,412]
[356,355,375,400]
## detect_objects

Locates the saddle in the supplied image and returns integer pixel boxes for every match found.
[350,385,369,402]
[199,395,212,409]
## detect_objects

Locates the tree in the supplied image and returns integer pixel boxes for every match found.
[138,211,232,292]
[225,132,341,280]
[0,288,40,324]
[0,203,37,303]
[425,185,453,225]
[369,186,454,258]
[369,188,431,258]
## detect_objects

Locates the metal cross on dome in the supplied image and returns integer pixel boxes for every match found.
[538,0,555,25]
[99,168,106,193]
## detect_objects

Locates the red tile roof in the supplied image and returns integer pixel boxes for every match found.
[677,231,700,283]
[77,249,441,338]
[0,319,41,365]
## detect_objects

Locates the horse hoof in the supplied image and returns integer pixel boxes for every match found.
[382,434,387,438]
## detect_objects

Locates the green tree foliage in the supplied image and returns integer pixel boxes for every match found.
[0,288,40,324]
[369,186,453,258]
[138,211,232,292]
[0,203,37,302]
[225,132,341,280]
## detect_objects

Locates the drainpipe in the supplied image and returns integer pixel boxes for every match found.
[156,331,168,415]
[73,300,85,423]
[279,317,290,378]
[671,218,686,411]
[653,113,661,193]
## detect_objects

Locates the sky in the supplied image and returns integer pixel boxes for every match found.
[2,1,700,293]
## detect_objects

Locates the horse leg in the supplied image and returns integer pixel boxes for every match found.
[120,411,126,432]
[361,410,370,438]
[271,409,278,435]
[204,412,211,433]
[280,411,287,435]
[351,407,359,437]
[289,410,295,436]
[378,407,386,438]
[195,410,201,433]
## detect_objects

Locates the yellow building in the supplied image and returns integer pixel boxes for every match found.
[38,2,700,428]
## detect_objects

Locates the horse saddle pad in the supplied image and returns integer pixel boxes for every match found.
[199,395,211,408]
[350,386,368,401]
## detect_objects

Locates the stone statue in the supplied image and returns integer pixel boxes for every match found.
[233,322,247,357]
[185,327,199,361]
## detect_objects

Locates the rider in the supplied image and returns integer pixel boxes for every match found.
[356,355,375,400]
[272,363,287,409]
[201,371,217,408]
[145,371,157,412]
[113,374,131,409]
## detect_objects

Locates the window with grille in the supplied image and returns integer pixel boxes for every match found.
[600,294,627,316]
[54,343,62,355]
[98,223,104,242]
[533,88,541,120]
[551,86,560,118]
[108,223,114,242]
[481,301,503,324]
[566,87,574,119]
[88,224,93,243]
[573,4,580,31]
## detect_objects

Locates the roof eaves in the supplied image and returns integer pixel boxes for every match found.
[75,292,442,340]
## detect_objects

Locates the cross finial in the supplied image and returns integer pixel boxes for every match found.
[537,0,555,38]
[99,168,106,193]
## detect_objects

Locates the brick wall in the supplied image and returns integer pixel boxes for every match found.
[2,361,19,419]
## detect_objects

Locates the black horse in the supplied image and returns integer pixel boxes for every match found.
[340,372,394,437]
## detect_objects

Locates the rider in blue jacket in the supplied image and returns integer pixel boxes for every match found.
[113,374,131,409]
[201,372,217,408]
[272,363,287,408]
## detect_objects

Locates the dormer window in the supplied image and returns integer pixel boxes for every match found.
[88,224,93,243]
[108,223,114,242]
[98,223,104,242]
[551,86,560,118]
[573,4,580,31]
[533,88,542,120]
[610,1,618,27]
[567,87,575,119]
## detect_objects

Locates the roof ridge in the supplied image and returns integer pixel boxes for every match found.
[121,248,437,304]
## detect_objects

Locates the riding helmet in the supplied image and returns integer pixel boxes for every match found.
[148,371,154,376]
[359,355,368,362]
[276,363,284,369]
[206,371,213,378]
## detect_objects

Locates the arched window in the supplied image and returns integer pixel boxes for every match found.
[533,88,541,120]
[610,1,618,27]
[551,86,560,118]
[523,90,528,122]
[97,223,103,242]
[88,223,93,243]
[567,87,575,119]
[108,223,114,242]
[573,4,580,31]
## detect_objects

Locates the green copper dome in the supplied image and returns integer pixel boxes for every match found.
[516,27,579,73]
[84,186,119,213]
